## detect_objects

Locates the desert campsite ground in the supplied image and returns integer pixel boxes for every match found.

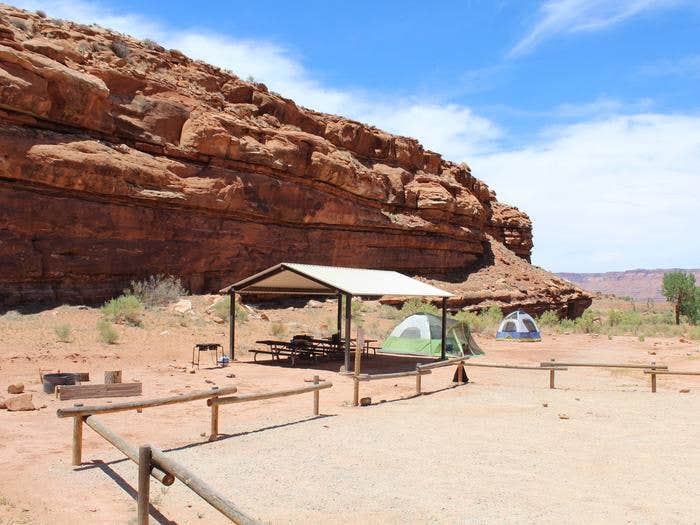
[1,297,699,524]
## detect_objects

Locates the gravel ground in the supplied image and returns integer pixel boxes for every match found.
[163,383,699,524]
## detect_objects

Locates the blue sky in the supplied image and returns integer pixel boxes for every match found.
[13,0,700,272]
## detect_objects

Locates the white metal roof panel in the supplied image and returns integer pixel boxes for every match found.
[223,262,453,297]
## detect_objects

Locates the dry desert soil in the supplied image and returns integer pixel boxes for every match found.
[1,297,699,524]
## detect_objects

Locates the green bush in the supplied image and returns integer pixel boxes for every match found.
[128,275,187,307]
[212,296,248,322]
[97,320,118,344]
[102,294,143,326]
[378,304,400,320]
[399,297,440,317]
[688,326,700,340]
[574,309,600,334]
[455,306,503,334]
[537,310,560,328]
[54,324,72,343]
[270,321,286,338]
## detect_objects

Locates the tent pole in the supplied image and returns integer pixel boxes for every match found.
[441,297,447,360]
[336,293,343,352]
[228,289,236,360]
[344,293,352,372]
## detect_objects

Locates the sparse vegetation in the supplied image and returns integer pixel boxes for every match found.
[110,39,130,58]
[270,321,286,338]
[399,297,440,317]
[35,9,47,18]
[537,310,560,328]
[54,324,72,343]
[246,75,257,83]
[8,17,28,31]
[142,38,160,51]
[128,275,187,307]
[97,320,118,344]
[101,294,143,326]
[456,305,503,334]
[212,296,248,322]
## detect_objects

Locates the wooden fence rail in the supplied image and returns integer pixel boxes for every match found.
[466,362,567,389]
[539,361,667,370]
[207,379,332,439]
[644,369,700,393]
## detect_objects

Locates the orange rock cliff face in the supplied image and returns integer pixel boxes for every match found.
[0,6,591,316]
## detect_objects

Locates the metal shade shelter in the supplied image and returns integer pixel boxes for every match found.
[220,263,453,370]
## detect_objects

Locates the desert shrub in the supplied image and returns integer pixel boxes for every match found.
[9,17,28,31]
[36,9,47,18]
[128,275,187,307]
[212,296,247,322]
[537,310,560,328]
[97,320,118,344]
[399,297,440,317]
[638,335,645,342]
[110,39,130,58]
[378,304,400,320]
[142,38,160,50]
[101,294,143,326]
[455,306,502,334]
[246,75,257,83]
[688,326,700,341]
[607,309,624,327]
[54,324,72,343]
[574,309,600,334]
[270,321,286,338]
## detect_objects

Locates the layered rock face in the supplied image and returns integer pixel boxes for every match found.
[0,6,590,315]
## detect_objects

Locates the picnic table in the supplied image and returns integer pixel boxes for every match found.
[252,336,379,366]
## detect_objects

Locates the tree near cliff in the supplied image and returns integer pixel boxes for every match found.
[662,272,696,325]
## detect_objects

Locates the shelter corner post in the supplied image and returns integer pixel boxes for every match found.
[336,293,343,352]
[441,297,447,360]
[228,289,236,360]
[344,293,352,372]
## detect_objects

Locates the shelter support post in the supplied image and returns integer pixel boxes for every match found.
[336,293,343,352]
[228,290,236,360]
[72,415,83,466]
[344,293,352,372]
[137,445,151,525]
[441,297,447,360]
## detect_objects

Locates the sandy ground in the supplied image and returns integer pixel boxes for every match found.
[1,299,699,524]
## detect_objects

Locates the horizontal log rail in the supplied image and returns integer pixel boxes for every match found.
[539,361,667,370]
[355,370,431,382]
[643,370,700,376]
[208,379,332,439]
[468,363,567,371]
[644,369,700,393]
[57,386,236,418]
[415,356,470,371]
[84,416,174,485]
[149,445,262,525]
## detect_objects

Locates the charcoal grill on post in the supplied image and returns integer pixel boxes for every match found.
[192,343,223,368]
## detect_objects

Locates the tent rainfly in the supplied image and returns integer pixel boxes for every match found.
[220,263,453,370]
[495,310,542,342]
[382,313,484,357]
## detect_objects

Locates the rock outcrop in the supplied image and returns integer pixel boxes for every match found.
[0,6,591,316]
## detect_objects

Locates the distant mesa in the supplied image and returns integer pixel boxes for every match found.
[557,269,700,301]
[0,5,590,317]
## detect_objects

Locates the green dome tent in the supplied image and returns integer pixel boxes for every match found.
[381,313,484,357]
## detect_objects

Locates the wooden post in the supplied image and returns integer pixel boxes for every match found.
[352,376,360,407]
[313,375,320,415]
[415,364,422,395]
[210,394,220,440]
[228,290,236,359]
[353,328,363,376]
[336,294,343,352]
[651,372,657,393]
[441,297,447,359]
[72,415,83,466]
[137,445,151,525]
[549,358,556,389]
[457,363,464,384]
[104,370,122,384]
[344,293,352,372]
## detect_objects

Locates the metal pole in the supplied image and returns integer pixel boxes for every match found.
[137,445,151,525]
[344,294,352,372]
[228,290,236,360]
[441,297,447,360]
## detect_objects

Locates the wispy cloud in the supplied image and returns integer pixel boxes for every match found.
[509,0,683,58]
[638,54,700,78]
[472,113,700,271]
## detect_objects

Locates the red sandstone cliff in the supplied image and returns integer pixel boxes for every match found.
[0,6,590,317]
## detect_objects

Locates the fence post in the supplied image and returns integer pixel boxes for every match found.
[415,364,422,395]
[313,375,320,415]
[72,413,83,466]
[456,362,464,384]
[650,362,657,393]
[549,358,556,389]
[352,376,360,407]
[137,445,151,525]
[210,396,219,441]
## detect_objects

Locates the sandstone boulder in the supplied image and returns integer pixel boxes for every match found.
[7,383,24,394]
[5,393,36,411]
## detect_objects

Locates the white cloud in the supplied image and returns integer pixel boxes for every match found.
[510,0,683,58]
[472,114,700,271]
[638,54,700,78]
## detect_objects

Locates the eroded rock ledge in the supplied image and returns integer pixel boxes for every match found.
[0,6,590,316]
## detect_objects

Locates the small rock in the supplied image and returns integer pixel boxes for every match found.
[188,369,196,374]
[542,402,548,407]
[575,398,580,401]
[205,379,214,384]
[5,393,36,411]
[679,337,689,343]
[226,373,236,378]
[171,299,193,314]
[648,351,656,355]
[359,397,372,406]
[558,413,569,420]
[77,305,89,310]
[212,317,224,324]
[0,398,5,409]
[7,383,24,394]
[260,312,270,321]
[200,432,206,437]
[160,330,170,336]
[307,300,324,308]
[679,388,690,393]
